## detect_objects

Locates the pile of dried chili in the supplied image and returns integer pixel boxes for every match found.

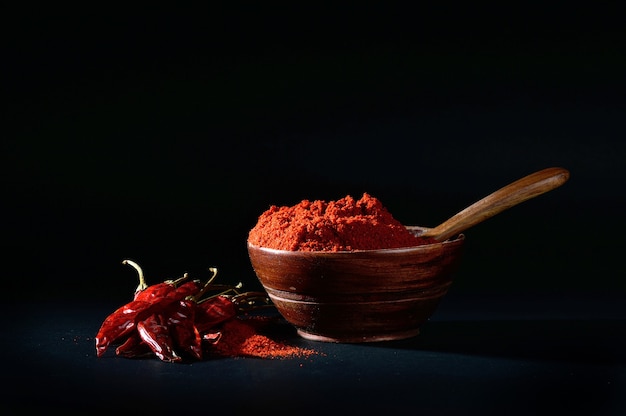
[248,192,436,251]
[95,260,318,362]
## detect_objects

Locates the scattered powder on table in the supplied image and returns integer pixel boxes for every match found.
[248,192,435,251]
[209,317,319,359]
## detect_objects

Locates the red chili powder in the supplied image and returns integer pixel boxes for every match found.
[248,192,435,251]
[210,317,318,359]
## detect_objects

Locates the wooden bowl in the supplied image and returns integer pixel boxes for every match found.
[247,226,465,343]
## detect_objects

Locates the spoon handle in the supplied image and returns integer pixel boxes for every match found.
[421,167,570,242]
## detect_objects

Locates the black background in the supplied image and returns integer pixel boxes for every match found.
[3,4,626,413]
[5,4,624,302]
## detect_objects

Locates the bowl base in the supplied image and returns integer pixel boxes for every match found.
[296,328,420,343]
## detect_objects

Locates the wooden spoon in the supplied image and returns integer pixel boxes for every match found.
[420,167,570,242]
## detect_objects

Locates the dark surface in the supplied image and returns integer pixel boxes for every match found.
[4,5,626,414]
[3,294,625,414]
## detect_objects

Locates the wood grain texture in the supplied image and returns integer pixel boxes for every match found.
[421,167,570,242]
[247,230,465,343]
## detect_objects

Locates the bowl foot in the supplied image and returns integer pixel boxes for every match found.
[296,328,420,343]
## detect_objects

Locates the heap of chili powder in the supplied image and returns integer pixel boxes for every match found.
[248,193,435,251]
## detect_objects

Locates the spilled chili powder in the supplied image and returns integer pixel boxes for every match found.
[248,193,435,251]
[207,316,318,359]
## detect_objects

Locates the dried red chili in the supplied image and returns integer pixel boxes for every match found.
[95,299,154,357]
[96,260,319,362]
[165,299,202,360]
[194,295,238,334]
[115,332,153,358]
[137,312,182,363]
[95,266,201,357]
[248,192,436,251]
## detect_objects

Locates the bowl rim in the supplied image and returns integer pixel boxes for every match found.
[246,225,465,255]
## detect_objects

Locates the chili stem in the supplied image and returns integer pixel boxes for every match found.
[196,282,244,303]
[206,267,218,285]
[190,267,220,302]
[169,272,190,286]
[122,259,147,292]
[231,292,273,311]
